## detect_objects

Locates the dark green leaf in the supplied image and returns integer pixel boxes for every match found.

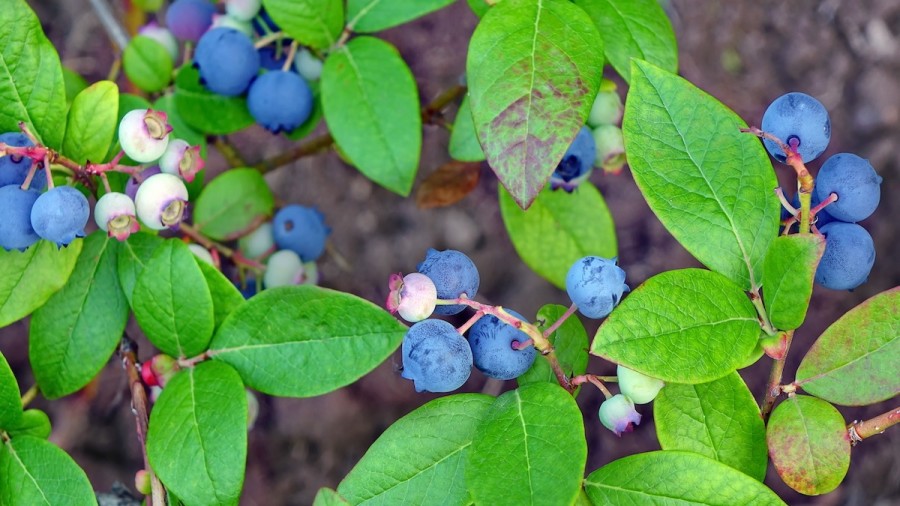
[0,436,95,505]
[467,383,586,506]
[209,286,406,397]
[338,394,493,504]
[133,240,215,357]
[196,260,244,331]
[153,94,207,148]
[123,35,174,93]
[0,351,20,428]
[5,409,51,439]
[592,269,760,384]
[575,0,678,82]
[29,233,128,399]
[518,304,588,387]
[500,183,616,289]
[174,65,254,134]
[147,361,247,506]
[62,80,119,164]
[313,488,350,506]
[61,66,87,104]
[767,395,850,495]
[322,36,421,196]
[763,234,824,330]
[466,0,604,208]
[623,60,779,290]
[584,451,785,505]
[0,239,82,328]
[117,232,164,307]
[654,372,767,481]
[347,0,455,32]
[262,0,343,50]
[0,0,67,149]
[193,168,275,241]
[796,287,899,405]
[449,95,485,162]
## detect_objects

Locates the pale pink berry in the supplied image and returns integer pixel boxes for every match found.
[386,273,437,323]
[599,394,642,436]
[118,109,172,163]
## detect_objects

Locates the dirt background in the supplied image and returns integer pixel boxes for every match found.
[1,0,898,505]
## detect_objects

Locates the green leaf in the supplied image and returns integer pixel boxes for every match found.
[338,394,493,505]
[796,287,900,405]
[466,0,491,18]
[123,35,174,93]
[763,234,824,330]
[575,0,678,82]
[466,383,586,506]
[0,0,67,149]
[174,65,254,134]
[623,60,779,290]
[466,0,604,208]
[449,94,485,162]
[0,436,95,506]
[62,80,119,164]
[61,66,87,104]
[29,233,128,399]
[767,395,850,495]
[196,260,244,331]
[147,361,247,506]
[262,0,343,50]
[313,488,350,506]
[0,240,82,329]
[499,183,616,289]
[5,409,51,439]
[209,285,406,397]
[284,80,323,141]
[584,450,785,505]
[592,269,760,384]
[321,36,421,196]
[654,372,767,481]
[347,0,455,32]
[518,304,588,387]
[133,240,215,357]
[117,232,164,307]
[193,168,275,241]
[0,351,21,428]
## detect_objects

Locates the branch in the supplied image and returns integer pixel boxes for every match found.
[760,329,795,420]
[848,406,900,446]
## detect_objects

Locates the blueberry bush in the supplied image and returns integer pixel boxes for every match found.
[0,0,897,505]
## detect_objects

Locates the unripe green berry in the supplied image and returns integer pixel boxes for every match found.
[617,365,664,404]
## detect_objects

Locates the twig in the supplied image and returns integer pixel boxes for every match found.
[760,329,795,420]
[87,0,130,51]
[213,137,249,168]
[20,384,39,408]
[847,407,900,446]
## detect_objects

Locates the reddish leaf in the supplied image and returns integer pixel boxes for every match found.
[415,161,481,209]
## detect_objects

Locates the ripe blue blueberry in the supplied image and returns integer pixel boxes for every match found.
[566,256,629,319]
[0,184,41,251]
[247,70,314,133]
[815,222,875,291]
[30,186,89,247]
[598,394,641,436]
[272,205,330,262]
[416,249,480,315]
[401,319,473,393]
[813,153,882,223]
[467,309,536,380]
[257,46,289,71]
[134,173,189,230]
[94,192,140,240]
[761,92,831,163]
[165,0,215,42]
[550,126,596,192]
[194,28,261,96]
[0,132,46,190]
[119,109,172,163]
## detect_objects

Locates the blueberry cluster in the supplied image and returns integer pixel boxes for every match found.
[761,93,881,291]
[549,81,627,192]
[151,0,322,134]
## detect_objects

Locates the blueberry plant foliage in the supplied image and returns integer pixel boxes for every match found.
[0,0,897,505]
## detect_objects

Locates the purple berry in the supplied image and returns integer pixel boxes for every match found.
[467,309,536,380]
[0,184,41,251]
[247,70,314,133]
[401,319,472,393]
[550,126,596,192]
[94,192,140,241]
[118,109,172,163]
[30,186,89,247]
[194,27,260,96]
[272,205,330,262]
[134,173,189,230]
[416,249,480,315]
[0,132,46,190]
[166,0,216,42]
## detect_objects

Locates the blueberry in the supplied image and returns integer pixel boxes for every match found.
[134,173,189,230]
[566,256,629,319]
[294,48,323,81]
[139,22,179,60]
[263,249,304,288]
[0,184,41,251]
[761,92,831,163]
[238,222,274,259]
[257,46,289,71]
[125,166,162,201]
[813,153,881,223]
[416,249,480,315]
[467,309,536,380]
[30,186,89,247]
[94,192,140,240]
[587,89,623,127]
[118,109,172,163]
[0,132,46,190]
[592,124,626,174]
[165,0,215,42]
[598,394,641,436]
[401,319,472,393]
[159,138,204,182]
[211,13,254,37]
[234,277,259,299]
[815,222,875,291]
[226,0,262,21]
[247,70,314,133]
[188,243,214,265]
[616,365,664,404]
[386,273,437,323]
[272,205,330,262]
[550,126,596,192]
[194,27,261,96]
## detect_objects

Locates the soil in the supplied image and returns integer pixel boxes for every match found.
[2,0,898,505]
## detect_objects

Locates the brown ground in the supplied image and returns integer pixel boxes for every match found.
[2,0,898,505]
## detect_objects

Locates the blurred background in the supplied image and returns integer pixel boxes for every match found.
[1,0,897,504]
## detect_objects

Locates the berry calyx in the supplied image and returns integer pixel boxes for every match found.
[94,192,140,240]
[598,394,641,436]
[134,173,189,230]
